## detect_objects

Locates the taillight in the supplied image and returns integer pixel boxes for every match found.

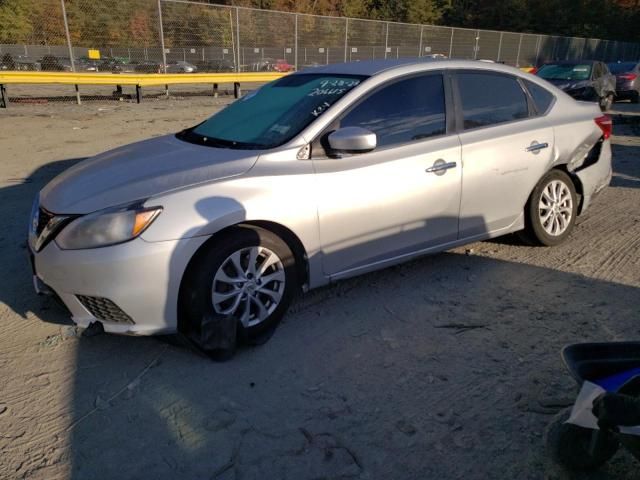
[529,67,538,75]
[619,73,638,81]
[595,115,612,140]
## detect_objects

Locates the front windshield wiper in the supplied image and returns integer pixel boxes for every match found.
[176,128,264,150]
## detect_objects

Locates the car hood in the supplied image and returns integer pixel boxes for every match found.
[40,134,260,214]
[543,78,590,91]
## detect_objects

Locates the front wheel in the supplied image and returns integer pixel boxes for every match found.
[180,225,297,359]
[521,169,578,246]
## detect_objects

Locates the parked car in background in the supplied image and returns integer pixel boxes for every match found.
[273,59,294,72]
[536,60,616,111]
[98,57,136,73]
[195,58,235,72]
[133,61,162,73]
[38,55,73,72]
[165,61,197,73]
[608,61,640,103]
[249,58,294,72]
[76,57,101,72]
[520,66,538,74]
[28,59,612,358]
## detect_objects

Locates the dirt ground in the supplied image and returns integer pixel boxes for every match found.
[0,94,639,480]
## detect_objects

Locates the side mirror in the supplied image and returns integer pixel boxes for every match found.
[327,126,376,154]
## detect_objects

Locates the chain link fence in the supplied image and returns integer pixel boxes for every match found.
[1,0,640,103]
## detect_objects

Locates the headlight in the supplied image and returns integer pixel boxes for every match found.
[55,205,162,250]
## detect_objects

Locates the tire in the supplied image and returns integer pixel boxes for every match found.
[521,169,578,246]
[180,225,297,359]
[599,93,614,112]
[546,407,619,471]
[631,92,639,104]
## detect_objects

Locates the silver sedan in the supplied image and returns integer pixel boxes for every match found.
[28,58,612,356]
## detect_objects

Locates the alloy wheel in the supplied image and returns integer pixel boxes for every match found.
[212,246,286,328]
[538,180,573,236]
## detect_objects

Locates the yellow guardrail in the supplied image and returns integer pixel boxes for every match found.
[0,71,287,106]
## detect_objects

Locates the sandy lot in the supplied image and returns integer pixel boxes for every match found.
[0,95,639,480]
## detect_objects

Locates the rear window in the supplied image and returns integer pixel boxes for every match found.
[608,62,637,74]
[537,63,592,81]
[457,72,529,130]
[524,80,555,115]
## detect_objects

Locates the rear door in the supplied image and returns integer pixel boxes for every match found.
[454,70,555,238]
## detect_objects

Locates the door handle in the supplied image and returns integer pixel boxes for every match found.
[526,142,549,154]
[426,160,457,175]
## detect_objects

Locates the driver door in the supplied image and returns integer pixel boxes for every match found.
[311,72,462,277]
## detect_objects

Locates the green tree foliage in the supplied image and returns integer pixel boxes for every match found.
[0,0,637,48]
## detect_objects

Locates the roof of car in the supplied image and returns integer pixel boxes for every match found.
[295,57,443,76]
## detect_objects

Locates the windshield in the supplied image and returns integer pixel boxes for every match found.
[178,74,366,149]
[537,64,592,81]
[608,62,636,74]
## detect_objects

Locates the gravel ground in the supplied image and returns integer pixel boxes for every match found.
[0,96,639,480]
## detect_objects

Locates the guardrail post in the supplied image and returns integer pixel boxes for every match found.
[60,0,80,105]
[157,0,168,74]
[234,82,241,98]
[136,85,142,103]
[0,84,7,109]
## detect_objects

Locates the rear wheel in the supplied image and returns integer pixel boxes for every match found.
[631,92,640,104]
[521,169,578,246]
[180,225,297,359]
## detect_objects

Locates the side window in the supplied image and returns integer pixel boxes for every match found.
[524,79,555,115]
[338,74,446,148]
[457,72,529,130]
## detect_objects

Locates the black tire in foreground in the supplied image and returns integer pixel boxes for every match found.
[521,169,578,246]
[180,225,297,360]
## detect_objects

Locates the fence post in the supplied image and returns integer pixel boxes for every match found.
[344,18,348,62]
[157,0,167,74]
[474,30,479,59]
[235,7,241,72]
[59,0,80,105]
[384,22,389,59]
[515,33,523,67]
[496,32,503,62]
[294,13,298,71]
[448,28,454,58]
[534,35,541,66]
[418,25,423,57]
[229,9,236,71]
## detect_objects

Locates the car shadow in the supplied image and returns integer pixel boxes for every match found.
[0,157,85,326]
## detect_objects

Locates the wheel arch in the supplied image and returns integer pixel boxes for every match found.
[176,220,310,333]
[552,164,586,215]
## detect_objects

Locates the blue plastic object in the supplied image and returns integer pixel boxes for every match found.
[594,368,640,392]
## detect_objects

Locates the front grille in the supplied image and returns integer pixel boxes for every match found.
[76,295,135,325]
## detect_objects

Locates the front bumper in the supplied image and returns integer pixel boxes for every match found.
[31,235,208,335]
